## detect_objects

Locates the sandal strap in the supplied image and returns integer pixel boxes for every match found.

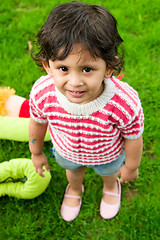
[64,194,81,199]
[64,184,84,200]
[103,191,119,197]
[103,178,121,197]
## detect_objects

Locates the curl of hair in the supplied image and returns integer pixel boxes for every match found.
[31,1,124,74]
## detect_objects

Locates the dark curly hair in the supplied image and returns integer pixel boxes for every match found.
[32,1,124,74]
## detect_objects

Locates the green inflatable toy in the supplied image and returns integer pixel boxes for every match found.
[0,87,50,142]
[0,158,51,199]
[0,116,50,142]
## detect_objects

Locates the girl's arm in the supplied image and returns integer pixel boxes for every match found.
[29,117,50,177]
[119,136,143,183]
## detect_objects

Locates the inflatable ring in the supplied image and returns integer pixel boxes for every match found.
[0,158,51,199]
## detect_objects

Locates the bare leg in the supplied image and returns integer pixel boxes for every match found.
[64,167,86,207]
[101,172,119,204]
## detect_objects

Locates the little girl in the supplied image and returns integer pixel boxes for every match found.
[29,1,144,221]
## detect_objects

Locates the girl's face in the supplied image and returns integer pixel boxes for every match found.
[43,45,114,104]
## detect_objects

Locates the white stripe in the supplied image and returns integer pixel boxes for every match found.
[34,76,53,94]
[30,112,48,124]
[51,125,115,136]
[55,143,122,162]
[37,91,56,106]
[122,127,144,139]
[110,99,131,119]
[60,139,122,155]
[44,104,109,125]
[102,109,125,126]
[114,81,141,115]
[49,118,113,132]
[51,128,119,142]
[59,134,117,149]
[53,132,122,155]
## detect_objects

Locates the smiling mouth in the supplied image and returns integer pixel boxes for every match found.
[68,90,86,97]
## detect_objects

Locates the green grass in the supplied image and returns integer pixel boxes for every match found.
[0,0,160,239]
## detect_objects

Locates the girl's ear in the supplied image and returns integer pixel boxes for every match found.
[104,66,114,78]
[42,61,53,76]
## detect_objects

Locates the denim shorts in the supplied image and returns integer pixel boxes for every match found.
[52,148,125,176]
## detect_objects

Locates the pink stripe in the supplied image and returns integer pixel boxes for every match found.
[35,85,55,101]
[111,95,134,116]
[48,122,115,135]
[111,78,137,106]
[54,134,122,156]
[34,76,52,89]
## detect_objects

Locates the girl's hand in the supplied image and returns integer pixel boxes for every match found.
[31,152,50,177]
[118,164,139,183]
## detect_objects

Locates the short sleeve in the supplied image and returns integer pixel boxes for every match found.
[119,103,144,139]
[29,83,48,124]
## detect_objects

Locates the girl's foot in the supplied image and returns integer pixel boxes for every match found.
[60,184,84,221]
[63,184,82,207]
[100,178,121,219]
[102,179,119,204]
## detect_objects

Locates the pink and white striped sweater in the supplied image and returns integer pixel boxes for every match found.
[30,75,144,165]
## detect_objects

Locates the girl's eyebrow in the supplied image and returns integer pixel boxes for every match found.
[52,58,99,68]
[81,62,97,67]
[51,61,67,67]
[79,62,99,69]
[55,63,97,69]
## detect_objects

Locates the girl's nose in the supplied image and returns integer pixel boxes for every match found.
[69,73,84,87]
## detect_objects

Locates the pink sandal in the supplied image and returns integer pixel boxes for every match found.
[100,178,121,219]
[60,184,84,222]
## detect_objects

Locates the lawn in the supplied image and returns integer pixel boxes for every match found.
[0,0,160,239]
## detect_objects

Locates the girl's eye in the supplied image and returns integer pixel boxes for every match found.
[83,67,92,73]
[59,66,68,72]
